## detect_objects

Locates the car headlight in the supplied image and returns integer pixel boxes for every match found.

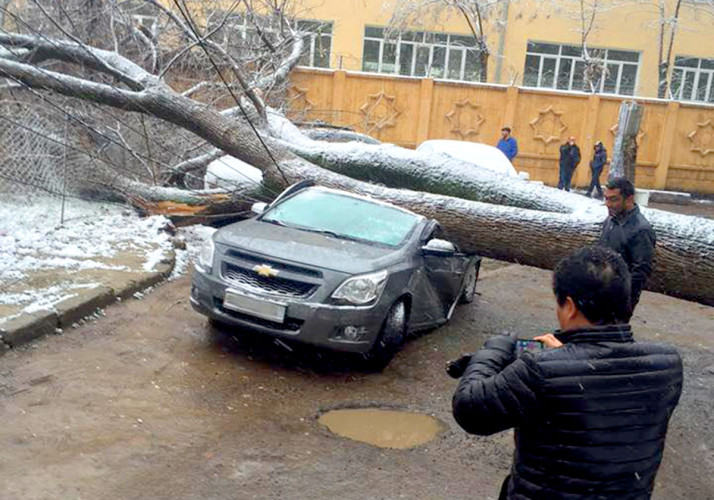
[332,270,388,305]
[198,237,215,272]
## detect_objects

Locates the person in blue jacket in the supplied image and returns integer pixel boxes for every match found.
[496,127,518,162]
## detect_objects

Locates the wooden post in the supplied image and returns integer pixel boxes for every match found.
[416,78,434,145]
[575,94,600,187]
[654,101,680,190]
[331,70,347,127]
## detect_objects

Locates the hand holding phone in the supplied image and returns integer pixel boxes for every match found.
[515,338,545,356]
[533,333,563,348]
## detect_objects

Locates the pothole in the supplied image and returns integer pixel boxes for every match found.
[318,408,445,449]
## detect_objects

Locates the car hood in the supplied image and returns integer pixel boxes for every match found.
[215,219,406,274]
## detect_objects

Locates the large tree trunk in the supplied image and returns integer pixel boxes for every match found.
[609,101,642,183]
[1,33,713,306]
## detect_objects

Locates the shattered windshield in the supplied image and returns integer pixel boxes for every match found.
[262,189,420,247]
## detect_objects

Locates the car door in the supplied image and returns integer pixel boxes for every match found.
[423,246,471,320]
[409,222,472,328]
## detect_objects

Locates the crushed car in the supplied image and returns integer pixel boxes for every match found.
[190,181,480,369]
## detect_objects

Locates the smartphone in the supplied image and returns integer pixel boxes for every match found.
[515,338,545,356]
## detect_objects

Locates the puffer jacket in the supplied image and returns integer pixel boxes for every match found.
[453,327,682,500]
[599,206,656,308]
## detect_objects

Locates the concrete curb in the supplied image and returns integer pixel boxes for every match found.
[0,249,177,356]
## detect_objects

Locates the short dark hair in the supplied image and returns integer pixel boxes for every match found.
[606,177,635,198]
[553,246,632,324]
[501,127,511,132]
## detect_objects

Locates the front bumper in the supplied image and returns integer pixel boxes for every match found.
[190,269,391,353]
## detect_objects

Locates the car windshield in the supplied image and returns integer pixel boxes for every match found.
[262,189,420,247]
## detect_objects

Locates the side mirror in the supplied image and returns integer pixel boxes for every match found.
[421,238,456,256]
[251,202,268,215]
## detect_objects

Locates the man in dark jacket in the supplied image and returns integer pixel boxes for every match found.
[586,141,607,198]
[558,136,581,191]
[600,177,656,311]
[452,246,682,500]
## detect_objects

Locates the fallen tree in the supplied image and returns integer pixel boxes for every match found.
[0,24,713,305]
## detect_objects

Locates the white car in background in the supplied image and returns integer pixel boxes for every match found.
[417,140,520,178]
[204,155,263,190]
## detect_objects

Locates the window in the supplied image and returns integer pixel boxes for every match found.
[207,13,274,50]
[671,56,714,103]
[523,42,640,95]
[361,27,483,81]
[297,21,333,69]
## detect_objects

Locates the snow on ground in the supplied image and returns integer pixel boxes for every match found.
[169,224,216,281]
[0,195,177,322]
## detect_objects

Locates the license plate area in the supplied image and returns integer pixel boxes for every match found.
[223,289,286,323]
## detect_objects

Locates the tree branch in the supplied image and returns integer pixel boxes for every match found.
[0,32,158,91]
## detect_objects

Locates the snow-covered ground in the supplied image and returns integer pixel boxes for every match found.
[169,224,216,281]
[0,195,214,324]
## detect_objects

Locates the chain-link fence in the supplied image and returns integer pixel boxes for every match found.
[0,91,216,202]
[0,98,72,198]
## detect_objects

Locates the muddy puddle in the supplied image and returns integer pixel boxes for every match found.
[318,408,444,449]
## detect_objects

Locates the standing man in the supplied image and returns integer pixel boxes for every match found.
[557,136,581,191]
[600,177,656,311]
[451,246,682,500]
[496,126,518,162]
[586,141,607,198]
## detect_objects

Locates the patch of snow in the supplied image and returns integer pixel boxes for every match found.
[0,282,102,321]
[0,195,177,318]
[0,195,174,283]
[416,140,519,178]
[143,246,168,272]
[169,224,217,281]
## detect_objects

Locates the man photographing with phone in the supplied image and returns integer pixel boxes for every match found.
[451,246,682,499]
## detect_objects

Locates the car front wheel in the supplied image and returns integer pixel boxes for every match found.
[362,300,407,371]
[458,262,479,304]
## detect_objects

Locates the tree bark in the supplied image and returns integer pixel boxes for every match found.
[609,101,642,183]
[1,33,713,306]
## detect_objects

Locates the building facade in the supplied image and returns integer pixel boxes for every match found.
[292,0,714,103]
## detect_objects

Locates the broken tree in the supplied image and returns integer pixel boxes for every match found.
[0,15,713,306]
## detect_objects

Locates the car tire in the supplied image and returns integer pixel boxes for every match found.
[458,262,479,304]
[362,300,407,371]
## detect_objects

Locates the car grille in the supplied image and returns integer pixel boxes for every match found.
[225,249,322,278]
[222,263,316,298]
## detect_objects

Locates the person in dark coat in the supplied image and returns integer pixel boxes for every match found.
[497,126,518,162]
[586,141,607,198]
[600,177,656,311]
[557,136,581,191]
[452,246,682,500]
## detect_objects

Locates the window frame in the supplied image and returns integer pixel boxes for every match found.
[361,26,482,82]
[523,41,641,96]
[671,56,714,103]
[296,20,333,69]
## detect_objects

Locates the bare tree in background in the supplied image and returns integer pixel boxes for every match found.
[0,0,713,305]
[628,0,714,99]
[385,0,502,82]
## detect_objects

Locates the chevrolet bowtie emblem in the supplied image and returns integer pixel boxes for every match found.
[253,264,279,278]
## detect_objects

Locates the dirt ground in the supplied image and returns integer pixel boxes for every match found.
[0,257,712,500]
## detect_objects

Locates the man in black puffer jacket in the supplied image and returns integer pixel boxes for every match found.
[452,246,682,500]
[600,177,656,312]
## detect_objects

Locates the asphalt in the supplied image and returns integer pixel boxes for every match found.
[0,259,711,500]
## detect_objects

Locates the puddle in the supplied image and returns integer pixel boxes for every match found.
[318,408,444,449]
